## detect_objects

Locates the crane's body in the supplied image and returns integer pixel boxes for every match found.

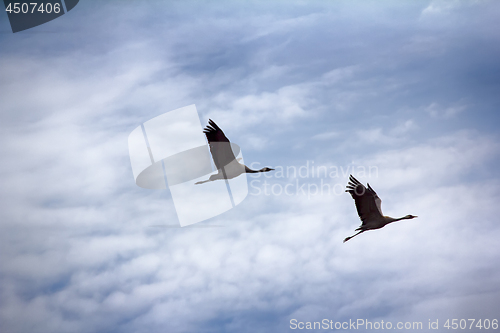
[195,119,273,185]
[344,175,417,242]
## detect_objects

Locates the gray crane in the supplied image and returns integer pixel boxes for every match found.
[344,175,417,242]
[195,119,274,185]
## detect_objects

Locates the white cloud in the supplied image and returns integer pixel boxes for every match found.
[312,131,339,141]
[425,101,467,118]
[207,83,311,128]
[390,119,418,136]
[421,1,457,16]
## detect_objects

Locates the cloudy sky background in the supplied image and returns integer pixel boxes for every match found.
[1,0,499,332]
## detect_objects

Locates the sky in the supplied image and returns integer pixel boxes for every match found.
[1,0,500,332]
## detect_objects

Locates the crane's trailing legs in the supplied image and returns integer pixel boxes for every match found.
[343,230,365,243]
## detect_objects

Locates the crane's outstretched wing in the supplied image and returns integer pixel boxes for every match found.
[345,175,383,225]
[203,119,237,170]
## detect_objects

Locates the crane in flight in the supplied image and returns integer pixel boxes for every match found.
[195,119,274,185]
[344,175,417,243]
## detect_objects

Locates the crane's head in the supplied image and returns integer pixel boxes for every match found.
[260,167,274,172]
[405,215,418,219]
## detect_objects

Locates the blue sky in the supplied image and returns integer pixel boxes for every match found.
[1,1,500,332]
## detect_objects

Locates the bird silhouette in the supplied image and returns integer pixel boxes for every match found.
[344,175,417,242]
[195,119,274,185]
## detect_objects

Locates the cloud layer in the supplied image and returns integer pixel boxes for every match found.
[1,1,500,332]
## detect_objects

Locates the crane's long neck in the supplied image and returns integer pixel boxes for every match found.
[245,166,267,173]
[384,215,412,224]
